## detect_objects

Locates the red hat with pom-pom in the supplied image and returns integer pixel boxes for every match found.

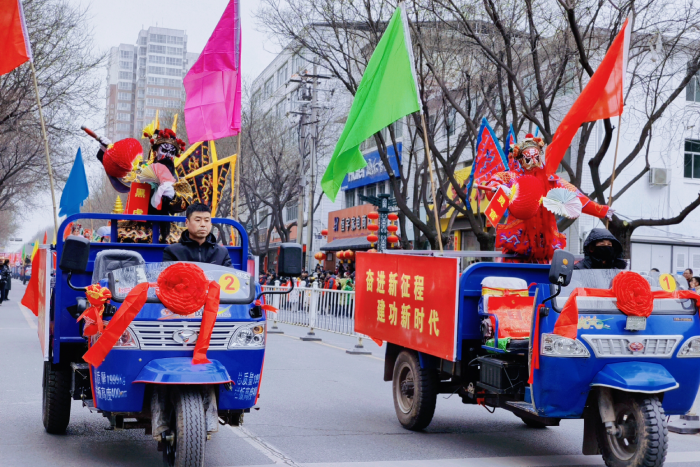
[102,138,143,178]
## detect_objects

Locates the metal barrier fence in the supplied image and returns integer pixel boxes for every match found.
[261,284,370,354]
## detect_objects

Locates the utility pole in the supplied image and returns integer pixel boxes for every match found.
[295,111,307,246]
[305,63,319,273]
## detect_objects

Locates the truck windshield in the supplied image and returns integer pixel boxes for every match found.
[552,269,696,315]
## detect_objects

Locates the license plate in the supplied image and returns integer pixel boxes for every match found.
[625,316,647,331]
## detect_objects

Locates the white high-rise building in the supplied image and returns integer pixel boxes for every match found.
[105,27,199,142]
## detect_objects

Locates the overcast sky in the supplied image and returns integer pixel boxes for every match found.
[15,0,279,246]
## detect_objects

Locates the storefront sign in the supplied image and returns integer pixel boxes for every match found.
[341,143,401,190]
[355,253,460,361]
[327,204,377,242]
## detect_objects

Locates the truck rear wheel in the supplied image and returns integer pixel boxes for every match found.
[162,388,206,467]
[392,350,438,431]
[42,361,72,434]
[597,394,668,467]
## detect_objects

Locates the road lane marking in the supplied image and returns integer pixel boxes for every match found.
[272,332,384,361]
[297,450,700,466]
[226,423,301,466]
[19,305,38,330]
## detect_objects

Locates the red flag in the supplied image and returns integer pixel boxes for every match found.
[21,252,42,316]
[0,0,33,75]
[42,231,47,244]
[545,17,631,174]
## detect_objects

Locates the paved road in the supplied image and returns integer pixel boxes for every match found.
[1,282,700,467]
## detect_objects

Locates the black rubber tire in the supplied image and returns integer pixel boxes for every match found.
[392,349,438,431]
[597,394,668,467]
[42,361,72,434]
[520,417,548,429]
[163,388,206,467]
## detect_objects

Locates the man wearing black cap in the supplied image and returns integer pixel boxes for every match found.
[574,228,627,270]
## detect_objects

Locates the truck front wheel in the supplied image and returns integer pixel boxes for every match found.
[597,394,668,467]
[42,361,72,434]
[392,350,438,431]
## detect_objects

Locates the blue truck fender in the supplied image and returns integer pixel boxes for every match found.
[133,357,233,385]
[590,362,679,394]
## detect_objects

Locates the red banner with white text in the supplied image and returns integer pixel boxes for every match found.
[355,253,460,361]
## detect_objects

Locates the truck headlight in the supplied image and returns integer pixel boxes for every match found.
[541,333,589,357]
[90,328,139,349]
[678,337,700,357]
[229,324,265,348]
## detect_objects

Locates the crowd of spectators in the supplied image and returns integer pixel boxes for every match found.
[258,263,355,292]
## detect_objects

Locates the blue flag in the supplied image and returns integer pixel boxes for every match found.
[59,148,89,217]
[505,124,517,151]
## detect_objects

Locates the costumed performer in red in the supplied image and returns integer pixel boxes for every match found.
[484,134,613,263]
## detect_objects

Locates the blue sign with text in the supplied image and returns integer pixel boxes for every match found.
[341,143,402,190]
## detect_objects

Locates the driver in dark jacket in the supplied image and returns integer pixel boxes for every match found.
[574,228,627,270]
[163,202,231,266]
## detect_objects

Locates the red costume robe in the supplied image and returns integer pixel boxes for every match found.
[485,168,610,262]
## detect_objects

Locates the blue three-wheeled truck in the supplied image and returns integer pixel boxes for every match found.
[365,250,700,467]
[40,213,301,467]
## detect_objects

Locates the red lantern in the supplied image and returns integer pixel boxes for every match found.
[314,252,325,261]
[368,211,379,220]
[337,250,346,260]
[387,213,398,221]
[508,175,545,220]
[345,250,355,260]
[388,235,400,244]
[367,234,379,244]
[368,223,379,232]
[387,224,398,233]
[321,229,328,236]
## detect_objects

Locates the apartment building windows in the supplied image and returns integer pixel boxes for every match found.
[686,71,700,103]
[118,82,132,90]
[117,102,131,110]
[117,92,131,100]
[148,66,166,75]
[166,47,183,55]
[117,123,130,131]
[167,36,184,44]
[684,140,700,178]
[149,44,166,54]
[117,112,131,121]
[119,61,132,69]
[276,62,288,88]
[166,57,182,66]
[120,50,132,59]
[166,68,181,76]
[264,77,274,98]
[345,189,356,208]
[118,71,132,80]
[285,205,298,222]
[149,55,166,64]
[150,34,167,43]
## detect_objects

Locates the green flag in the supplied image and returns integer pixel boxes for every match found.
[321,3,420,201]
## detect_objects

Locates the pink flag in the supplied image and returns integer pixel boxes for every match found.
[184,0,242,143]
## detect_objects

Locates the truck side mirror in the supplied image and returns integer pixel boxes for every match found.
[549,249,575,286]
[60,236,90,273]
[276,243,302,277]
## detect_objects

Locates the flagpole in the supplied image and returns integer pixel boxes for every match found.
[234,133,241,221]
[605,114,623,228]
[30,62,59,234]
[420,113,444,253]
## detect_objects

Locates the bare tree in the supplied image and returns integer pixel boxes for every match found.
[0,0,104,218]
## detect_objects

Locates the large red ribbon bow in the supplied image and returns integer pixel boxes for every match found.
[83,263,221,367]
[77,284,113,336]
[552,271,700,339]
